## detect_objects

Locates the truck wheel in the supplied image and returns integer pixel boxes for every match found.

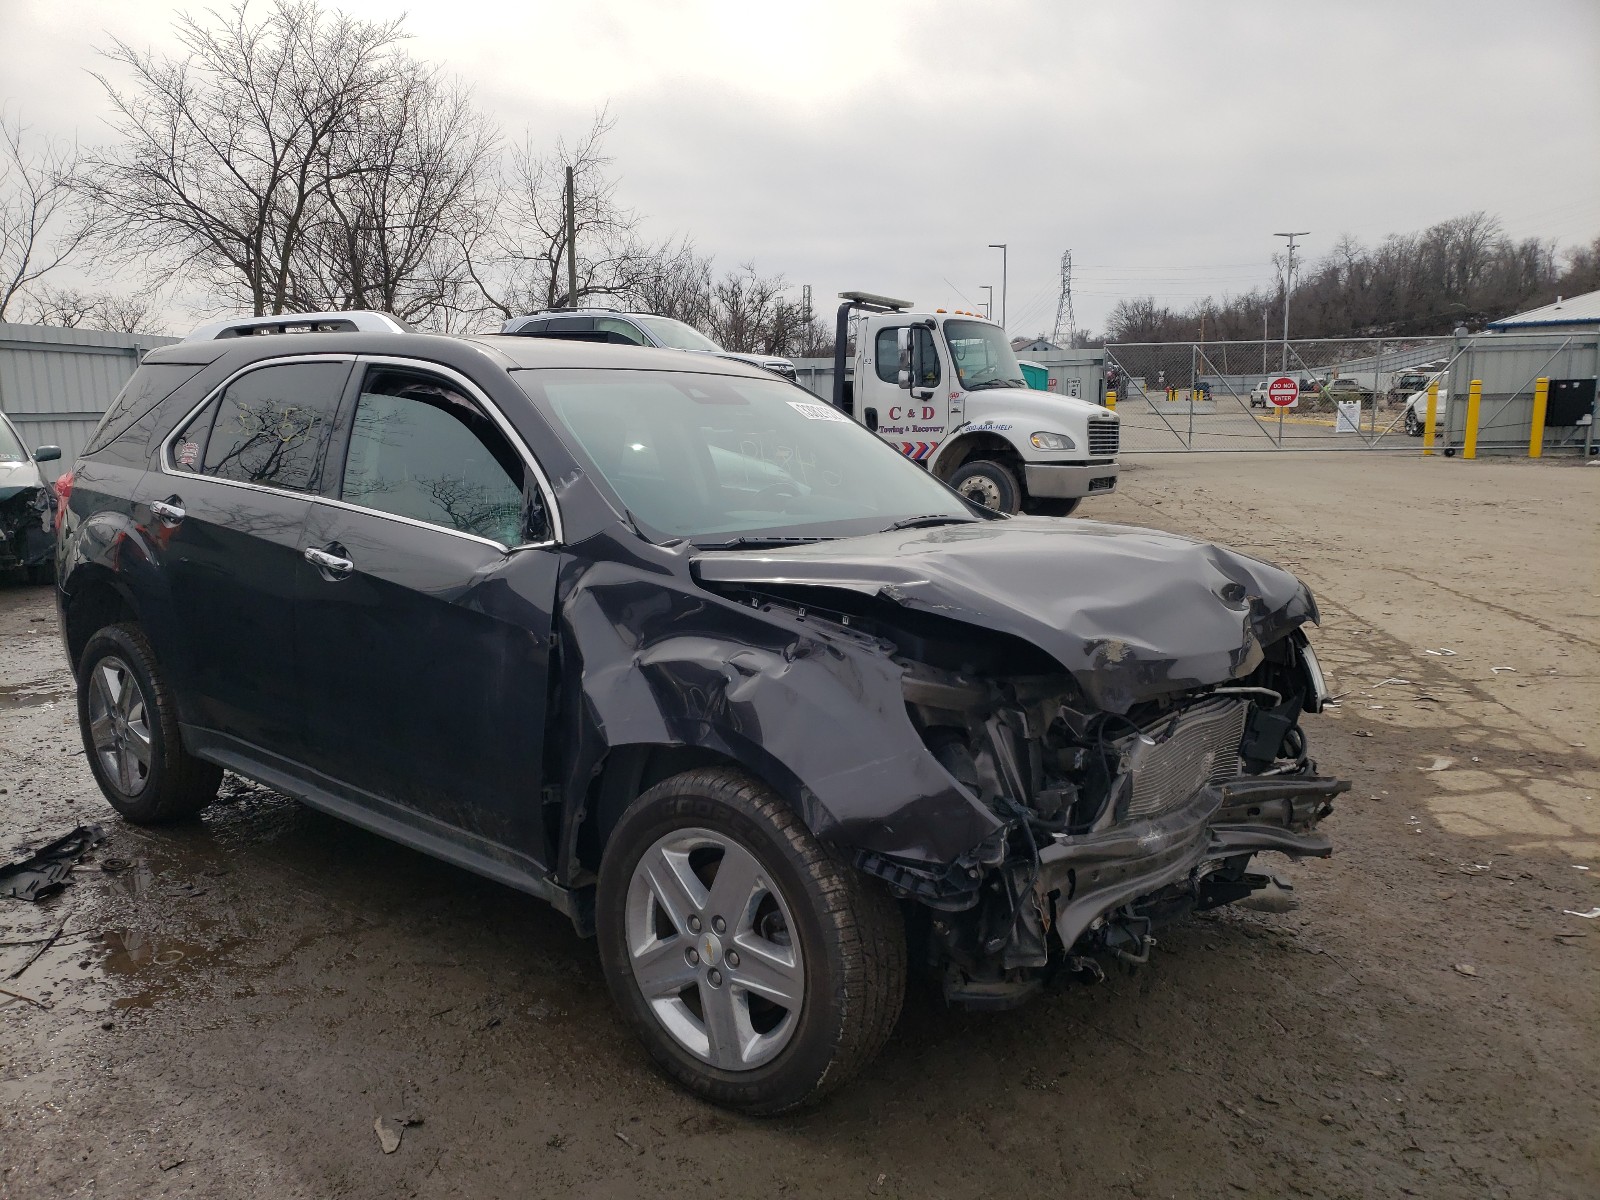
[77,623,222,824]
[948,460,1020,514]
[1030,498,1080,517]
[1404,410,1421,437]
[595,766,906,1115]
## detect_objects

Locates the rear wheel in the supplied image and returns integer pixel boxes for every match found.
[77,624,221,824]
[1405,409,1421,437]
[596,767,906,1115]
[948,459,1020,514]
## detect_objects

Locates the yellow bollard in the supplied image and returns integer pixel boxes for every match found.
[1106,389,1117,411]
[1463,379,1482,459]
[1422,381,1438,456]
[1528,376,1549,458]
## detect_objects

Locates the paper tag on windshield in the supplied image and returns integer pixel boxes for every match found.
[788,401,850,422]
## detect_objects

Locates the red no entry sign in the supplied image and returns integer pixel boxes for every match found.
[1268,376,1299,407]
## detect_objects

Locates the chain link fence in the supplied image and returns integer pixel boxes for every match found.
[1105,338,1456,451]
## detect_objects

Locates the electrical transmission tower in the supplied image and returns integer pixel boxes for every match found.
[1051,250,1075,348]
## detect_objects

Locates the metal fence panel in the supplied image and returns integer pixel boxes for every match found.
[0,322,180,479]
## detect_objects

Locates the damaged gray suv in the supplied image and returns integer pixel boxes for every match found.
[56,311,1345,1114]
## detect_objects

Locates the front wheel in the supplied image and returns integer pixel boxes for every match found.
[947,459,1021,514]
[1404,409,1421,437]
[596,767,906,1115]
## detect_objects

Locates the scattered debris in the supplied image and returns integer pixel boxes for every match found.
[0,983,50,1009]
[159,1158,185,1172]
[870,1172,889,1195]
[1372,678,1412,687]
[1422,647,1457,656]
[0,824,105,901]
[1561,908,1600,920]
[1452,963,1478,977]
[1574,865,1591,871]
[99,857,131,874]
[1419,756,1455,772]
[1411,694,1442,703]
[7,916,66,981]
[1354,729,1372,737]
[374,1115,403,1154]
[1490,666,1516,674]
[613,1128,643,1155]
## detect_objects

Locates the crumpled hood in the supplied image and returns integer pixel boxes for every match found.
[0,459,44,493]
[692,517,1317,713]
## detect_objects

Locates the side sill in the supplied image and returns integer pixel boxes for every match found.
[182,726,593,936]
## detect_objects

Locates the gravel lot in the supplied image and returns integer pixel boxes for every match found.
[3,452,1596,1199]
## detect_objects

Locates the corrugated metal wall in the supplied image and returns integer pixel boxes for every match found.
[0,322,181,481]
[1444,331,1600,453]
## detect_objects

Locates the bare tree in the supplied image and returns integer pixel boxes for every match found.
[467,109,693,318]
[20,285,165,333]
[83,1,414,316]
[289,66,497,326]
[0,110,95,321]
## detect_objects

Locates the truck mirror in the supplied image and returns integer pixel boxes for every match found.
[865,406,879,433]
[896,327,913,390]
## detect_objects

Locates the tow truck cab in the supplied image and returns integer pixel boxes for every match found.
[830,292,1119,516]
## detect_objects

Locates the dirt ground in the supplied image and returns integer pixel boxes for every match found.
[2,452,1596,1199]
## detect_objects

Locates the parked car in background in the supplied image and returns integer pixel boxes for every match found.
[1404,385,1450,436]
[1248,380,1272,408]
[501,309,798,382]
[56,310,1342,1114]
[0,409,60,583]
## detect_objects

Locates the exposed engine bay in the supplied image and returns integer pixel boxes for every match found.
[0,484,54,572]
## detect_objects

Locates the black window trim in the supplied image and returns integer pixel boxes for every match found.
[159,352,564,549]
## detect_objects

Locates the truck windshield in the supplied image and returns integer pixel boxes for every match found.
[944,319,1026,390]
[634,316,722,354]
[518,369,976,543]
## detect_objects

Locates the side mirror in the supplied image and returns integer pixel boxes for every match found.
[864,407,879,433]
[895,327,913,390]
[33,445,62,463]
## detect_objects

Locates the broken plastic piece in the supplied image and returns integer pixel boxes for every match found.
[0,825,105,902]
[1561,908,1600,919]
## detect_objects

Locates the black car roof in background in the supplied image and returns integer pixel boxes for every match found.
[139,331,775,381]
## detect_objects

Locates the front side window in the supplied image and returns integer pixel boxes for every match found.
[518,369,974,544]
[943,319,1025,391]
[172,360,348,490]
[340,369,532,546]
[873,327,941,386]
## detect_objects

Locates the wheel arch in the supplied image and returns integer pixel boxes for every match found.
[60,565,140,672]
[930,430,1028,484]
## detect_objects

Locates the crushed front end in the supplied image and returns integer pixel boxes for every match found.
[868,629,1345,1008]
[0,482,54,572]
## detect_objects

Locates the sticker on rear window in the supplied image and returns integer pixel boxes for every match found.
[788,401,850,422]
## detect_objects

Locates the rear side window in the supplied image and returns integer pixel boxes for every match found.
[83,363,206,456]
[595,317,648,346]
[172,360,349,492]
[340,368,532,545]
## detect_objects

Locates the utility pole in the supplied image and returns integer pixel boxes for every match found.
[565,165,579,309]
[1051,250,1075,348]
[801,284,812,328]
[1273,231,1309,370]
[988,243,1008,328]
[979,284,993,320]
[1262,307,1269,374]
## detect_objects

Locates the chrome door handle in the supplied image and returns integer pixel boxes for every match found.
[304,546,354,576]
[150,500,185,523]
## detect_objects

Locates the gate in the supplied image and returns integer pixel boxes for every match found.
[1104,337,1457,452]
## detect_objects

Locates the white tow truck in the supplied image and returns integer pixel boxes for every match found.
[826,291,1119,515]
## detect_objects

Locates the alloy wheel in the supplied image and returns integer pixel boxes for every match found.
[624,827,804,1071]
[87,655,152,795]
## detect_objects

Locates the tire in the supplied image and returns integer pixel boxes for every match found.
[595,766,906,1115]
[25,561,54,586]
[947,459,1021,514]
[77,623,221,824]
[1404,410,1421,437]
[1029,497,1081,518]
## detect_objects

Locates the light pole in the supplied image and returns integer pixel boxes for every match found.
[979,284,993,320]
[1273,231,1309,371]
[988,243,1007,328]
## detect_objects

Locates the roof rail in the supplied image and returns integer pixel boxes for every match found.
[182,310,414,342]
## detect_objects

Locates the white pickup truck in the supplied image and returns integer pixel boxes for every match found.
[825,291,1119,515]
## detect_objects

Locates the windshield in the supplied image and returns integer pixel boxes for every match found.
[944,319,1026,390]
[0,416,26,462]
[634,316,722,354]
[518,369,976,543]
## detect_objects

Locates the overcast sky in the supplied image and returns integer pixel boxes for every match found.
[3,0,1598,336]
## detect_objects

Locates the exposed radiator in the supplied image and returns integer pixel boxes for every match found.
[1120,696,1248,819]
